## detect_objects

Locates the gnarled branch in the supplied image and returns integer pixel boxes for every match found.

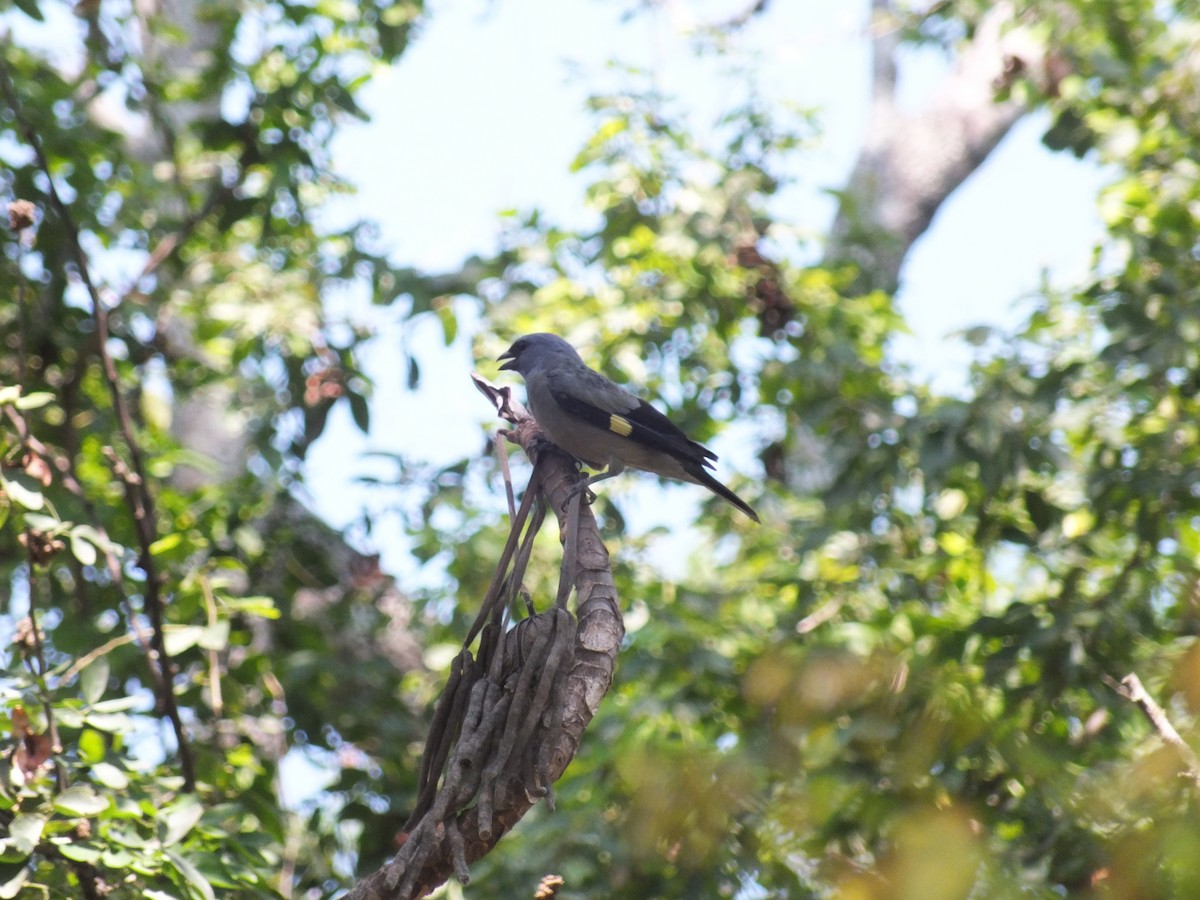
[347,376,625,900]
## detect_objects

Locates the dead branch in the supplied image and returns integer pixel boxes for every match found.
[346,375,625,900]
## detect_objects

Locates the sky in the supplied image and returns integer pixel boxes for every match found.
[303,0,1110,580]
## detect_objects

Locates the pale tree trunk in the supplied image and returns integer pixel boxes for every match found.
[827,0,1056,294]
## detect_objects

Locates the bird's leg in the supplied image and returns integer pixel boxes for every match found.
[562,461,624,512]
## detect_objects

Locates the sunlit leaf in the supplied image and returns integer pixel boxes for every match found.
[1,475,44,511]
[70,530,98,566]
[80,657,109,705]
[53,785,109,817]
[159,796,204,847]
[7,813,46,856]
[166,849,216,900]
[89,763,129,790]
[162,625,205,656]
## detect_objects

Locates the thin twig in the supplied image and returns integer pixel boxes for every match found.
[0,57,196,791]
[797,598,843,634]
[200,576,224,716]
[1108,672,1200,790]
[6,411,158,668]
[9,195,63,791]
[494,430,517,522]
[20,561,65,792]
[7,199,34,392]
[713,0,770,31]
[58,632,140,684]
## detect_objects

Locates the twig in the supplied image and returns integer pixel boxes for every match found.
[5,412,158,668]
[797,598,843,634]
[200,575,224,716]
[18,570,65,793]
[7,199,35,392]
[494,431,517,522]
[59,633,140,684]
[1108,672,1200,790]
[713,0,770,31]
[9,194,63,791]
[0,56,196,791]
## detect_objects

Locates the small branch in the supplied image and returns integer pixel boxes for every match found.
[0,55,196,791]
[59,632,141,683]
[17,568,65,792]
[5,411,158,670]
[796,598,843,634]
[714,0,770,32]
[10,197,62,792]
[1108,672,1200,790]
[116,174,237,306]
[200,576,224,716]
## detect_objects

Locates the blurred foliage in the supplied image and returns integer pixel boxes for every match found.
[0,0,430,892]
[2,0,1200,897]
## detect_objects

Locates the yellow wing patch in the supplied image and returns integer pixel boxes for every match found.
[608,414,633,437]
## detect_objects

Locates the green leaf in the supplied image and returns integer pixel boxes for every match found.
[13,391,54,410]
[69,531,98,566]
[53,785,109,817]
[198,620,230,651]
[219,595,280,619]
[167,849,216,900]
[70,524,120,555]
[80,656,109,704]
[433,297,458,343]
[159,796,204,847]
[162,625,205,656]
[90,762,130,790]
[7,812,46,855]
[0,864,27,900]
[53,707,85,728]
[106,824,152,849]
[83,712,133,732]
[78,728,106,765]
[100,846,134,868]
[149,532,184,557]
[10,0,43,21]
[348,389,370,433]
[88,696,142,713]
[22,514,61,532]
[1,475,44,511]
[56,841,103,863]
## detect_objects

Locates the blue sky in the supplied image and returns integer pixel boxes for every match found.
[304,0,1110,577]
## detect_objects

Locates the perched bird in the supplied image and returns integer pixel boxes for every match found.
[498,332,759,522]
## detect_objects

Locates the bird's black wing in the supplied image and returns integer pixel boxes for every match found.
[550,388,717,468]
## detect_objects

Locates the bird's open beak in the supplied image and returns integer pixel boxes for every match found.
[497,348,517,371]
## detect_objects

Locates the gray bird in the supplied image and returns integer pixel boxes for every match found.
[498,333,759,522]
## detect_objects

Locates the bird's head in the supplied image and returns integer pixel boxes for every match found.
[498,333,581,376]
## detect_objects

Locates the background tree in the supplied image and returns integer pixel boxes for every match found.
[2,0,1199,898]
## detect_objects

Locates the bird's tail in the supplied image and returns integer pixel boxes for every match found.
[684,461,760,522]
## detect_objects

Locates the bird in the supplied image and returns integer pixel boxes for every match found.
[498,332,759,522]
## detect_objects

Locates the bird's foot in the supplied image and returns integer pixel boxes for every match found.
[561,481,596,513]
